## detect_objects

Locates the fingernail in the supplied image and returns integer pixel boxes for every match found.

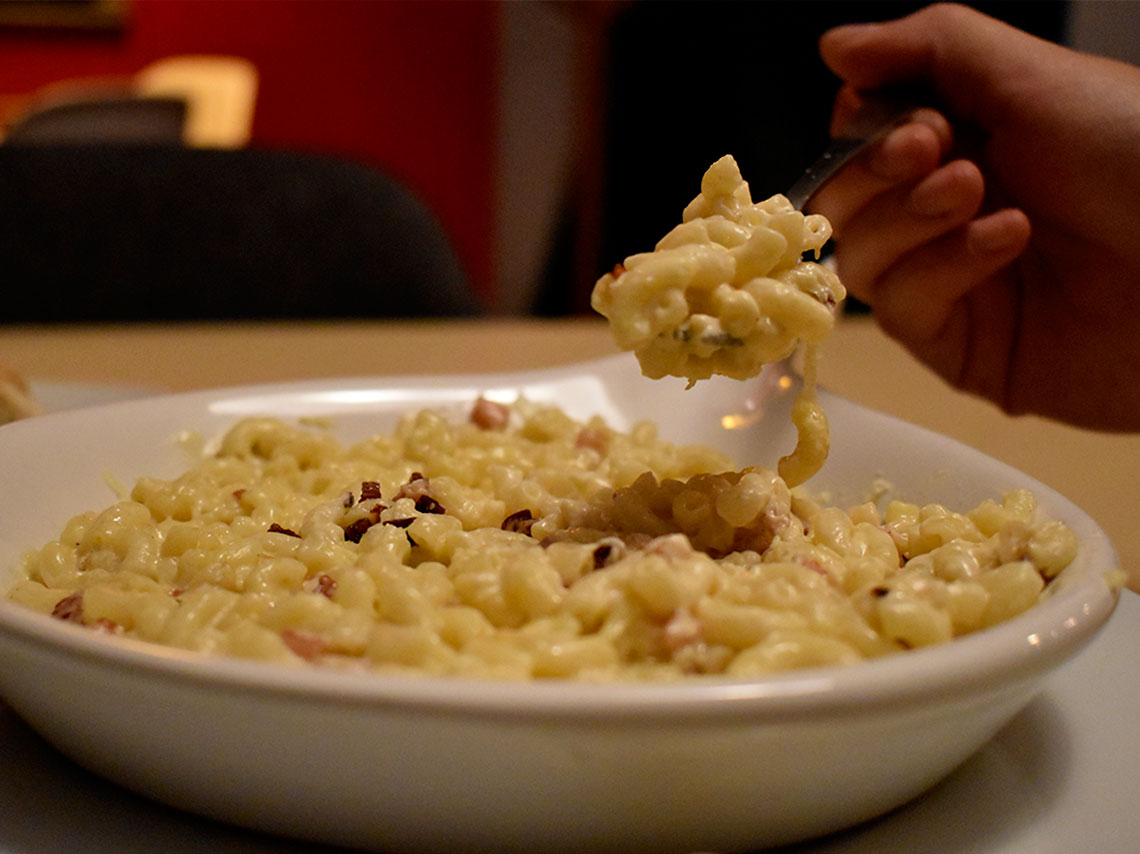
[874,126,929,181]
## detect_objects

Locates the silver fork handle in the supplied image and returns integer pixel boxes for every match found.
[785,90,925,210]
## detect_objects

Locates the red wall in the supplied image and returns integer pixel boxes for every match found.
[0,0,500,303]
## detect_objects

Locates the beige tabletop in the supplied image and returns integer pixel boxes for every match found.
[4,315,1138,591]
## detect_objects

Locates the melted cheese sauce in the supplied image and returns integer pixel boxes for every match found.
[591,154,845,485]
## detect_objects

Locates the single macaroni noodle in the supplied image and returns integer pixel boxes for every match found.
[8,400,1077,681]
[591,154,845,485]
[0,363,41,424]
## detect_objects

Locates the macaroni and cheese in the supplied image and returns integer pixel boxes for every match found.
[591,155,844,486]
[8,400,1076,680]
[591,154,844,385]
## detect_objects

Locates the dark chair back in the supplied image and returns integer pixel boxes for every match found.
[4,97,187,147]
[0,146,480,321]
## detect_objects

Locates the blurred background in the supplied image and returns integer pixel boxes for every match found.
[0,0,1135,322]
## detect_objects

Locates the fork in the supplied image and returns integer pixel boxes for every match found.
[785,90,925,210]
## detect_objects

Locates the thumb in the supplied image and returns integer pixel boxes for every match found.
[819,3,1067,126]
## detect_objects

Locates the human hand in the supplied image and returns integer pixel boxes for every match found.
[810,3,1140,431]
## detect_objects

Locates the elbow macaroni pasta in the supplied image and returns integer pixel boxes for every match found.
[590,154,844,384]
[591,154,845,486]
[8,400,1077,681]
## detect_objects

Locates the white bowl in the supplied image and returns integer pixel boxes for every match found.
[0,355,1120,853]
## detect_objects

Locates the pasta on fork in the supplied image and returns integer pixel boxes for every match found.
[592,154,844,384]
[592,154,845,485]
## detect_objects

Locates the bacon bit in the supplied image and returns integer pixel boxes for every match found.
[233,488,246,501]
[646,534,691,561]
[343,518,376,543]
[360,481,383,501]
[575,426,608,453]
[501,509,535,535]
[592,538,627,569]
[341,491,356,508]
[50,594,121,633]
[612,262,626,278]
[414,494,445,515]
[396,475,431,502]
[282,629,325,661]
[51,591,85,623]
[169,586,184,598]
[393,476,444,515]
[795,556,829,577]
[268,523,302,538]
[663,608,702,652]
[470,397,510,431]
[871,586,890,598]
[314,574,337,598]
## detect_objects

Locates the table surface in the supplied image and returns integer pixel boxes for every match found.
[4,314,1138,590]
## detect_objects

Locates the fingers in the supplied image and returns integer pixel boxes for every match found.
[965,207,1031,257]
[810,109,950,235]
[828,84,951,144]
[831,158,986,304]
[819,4,1066,126]
[819,19,936,91]
[813,6,1039,348]
[864,207,1031,345]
